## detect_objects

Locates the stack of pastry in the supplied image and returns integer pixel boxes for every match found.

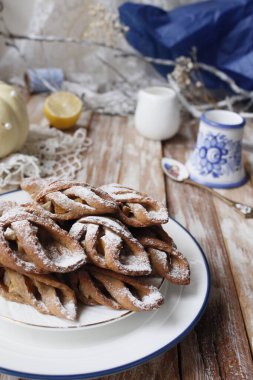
[0,179,190,321]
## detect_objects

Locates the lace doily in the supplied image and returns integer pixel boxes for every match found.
[0,120,92,192]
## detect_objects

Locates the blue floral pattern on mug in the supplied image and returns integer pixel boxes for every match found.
[191,132,242,178]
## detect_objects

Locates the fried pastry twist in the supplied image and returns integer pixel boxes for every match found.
[100,183,168,227]
[0,201,17,217]
[69,216,151,276]
[0,267,77,320]
[133,226,190,285]
[0,206,86,274]
[70,265,164,312]
[21,178,118,221]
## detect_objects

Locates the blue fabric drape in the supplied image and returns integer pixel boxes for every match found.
[119,0,253,90]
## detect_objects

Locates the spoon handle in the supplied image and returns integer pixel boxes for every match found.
[184,178,253,218]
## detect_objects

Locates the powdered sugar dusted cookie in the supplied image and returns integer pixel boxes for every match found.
[100,183,168,227]
[70,216,152,276]
[22,178,118,221]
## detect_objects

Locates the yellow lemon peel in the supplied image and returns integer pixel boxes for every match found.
[44,92,82,129]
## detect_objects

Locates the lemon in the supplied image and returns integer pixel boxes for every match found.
[44,92,82,129]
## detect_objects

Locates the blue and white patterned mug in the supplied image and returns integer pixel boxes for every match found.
[186,110,247,189]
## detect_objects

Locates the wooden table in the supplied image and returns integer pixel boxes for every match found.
[2,95,253,380]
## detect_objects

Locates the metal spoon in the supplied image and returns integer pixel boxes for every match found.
[161,157,253,218]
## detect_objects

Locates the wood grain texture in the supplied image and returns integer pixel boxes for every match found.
[79,114,181,380]
[77,114,125,186]
[163,143,253,379]
[101,348,180,380]
[118,117,165,202]
[1,105,253,380]
[212,174,253,352]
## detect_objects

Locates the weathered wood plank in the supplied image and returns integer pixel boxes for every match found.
[77,114,125,185]
[212,168,253,352]
[2,100,252,380]
[163,143,253,379]
[83,116,181,380]
[118,117,165,202]
[101,348,180,380]
[0,113,178,380]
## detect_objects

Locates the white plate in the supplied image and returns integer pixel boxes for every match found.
[0,190,141,329]
[0,190,210,379]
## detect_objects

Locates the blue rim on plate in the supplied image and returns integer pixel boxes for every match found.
[0,190,211,380]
